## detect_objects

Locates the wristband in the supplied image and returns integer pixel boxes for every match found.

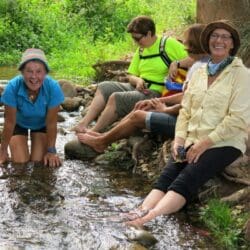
[47,147,57,154]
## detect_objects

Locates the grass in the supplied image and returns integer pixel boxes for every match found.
[199,199,249,249]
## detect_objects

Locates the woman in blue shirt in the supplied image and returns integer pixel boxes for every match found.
[0,48,64,167]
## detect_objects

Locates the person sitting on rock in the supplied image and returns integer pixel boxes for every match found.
[0,48,64,167]
[77,23,209,153]
[124,20,250,228]
[70,15,191,133]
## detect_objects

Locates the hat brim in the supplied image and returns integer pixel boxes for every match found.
[201,20,240,56]
[18,58,50,72]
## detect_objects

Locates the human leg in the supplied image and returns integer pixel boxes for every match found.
[9,125,29,163]
[92,90,160,132]
[147,112,177,138]
[79,110,148,151]
[9,135,30,163]
[127,190,186,227]
[74,88,106,131]
[30,132,47,162]
[77,81,136,132]
[127,146,241,227]
[91,93,119,132]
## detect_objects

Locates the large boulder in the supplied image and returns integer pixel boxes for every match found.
[58,79,78,97]
[61,97,82,112]
[64,139,98,160]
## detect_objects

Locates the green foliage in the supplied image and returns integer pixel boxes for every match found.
[0,0,196,82]
[199,199,246,249]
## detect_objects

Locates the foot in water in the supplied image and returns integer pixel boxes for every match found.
[77,133,108,153]
[126,209,157,228]
[120,208,149,222]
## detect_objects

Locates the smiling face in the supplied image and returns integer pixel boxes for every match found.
[208,28,234,63]
[21,60,47,92]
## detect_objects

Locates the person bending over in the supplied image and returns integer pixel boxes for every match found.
[0,49,64,167]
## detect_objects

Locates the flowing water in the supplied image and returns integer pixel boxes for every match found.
[0,68,214,249]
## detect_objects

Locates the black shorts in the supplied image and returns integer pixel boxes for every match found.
[13,124,47,136]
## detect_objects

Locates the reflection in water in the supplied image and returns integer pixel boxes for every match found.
[0,112,212,249]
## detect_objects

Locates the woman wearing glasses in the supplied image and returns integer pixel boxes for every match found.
[71,16,190,133]
[125,20,250,227]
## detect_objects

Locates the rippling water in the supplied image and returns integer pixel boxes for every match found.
[0,70,213,249]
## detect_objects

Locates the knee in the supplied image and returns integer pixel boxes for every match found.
[106,93,117,106]
[129,110,145,124]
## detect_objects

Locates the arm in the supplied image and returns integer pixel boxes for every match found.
[43,106,61,167]
[126,74,145,91]
[169,56,195,79]
[159,92,183,106]
[0,106,16,164]
[150,98,181,115]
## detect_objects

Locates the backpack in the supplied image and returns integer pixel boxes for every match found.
[139,36,172,68]
[139,36,187,96]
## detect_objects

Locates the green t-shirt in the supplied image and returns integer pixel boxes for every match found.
[127,36,188,93]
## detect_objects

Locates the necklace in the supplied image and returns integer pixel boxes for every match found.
[28,90,38,102]
[207,56,234,76]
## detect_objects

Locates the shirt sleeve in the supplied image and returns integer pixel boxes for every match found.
[48,79,65,108]
[165,37,188,62]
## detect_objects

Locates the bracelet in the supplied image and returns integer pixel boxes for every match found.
[47,147,57,154]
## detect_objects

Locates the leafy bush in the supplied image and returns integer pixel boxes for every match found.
[0,0,196,82]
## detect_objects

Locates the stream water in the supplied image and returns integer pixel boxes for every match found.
[0,68,214,249]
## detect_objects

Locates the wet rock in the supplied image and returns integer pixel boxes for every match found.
[127,243,147,250]
[221,186,250,205]
[58,79,77,97]
[57,113,65,122]
[126,227,158,247]
[64,139,98,160]
[222,157,250,186]
[61,97,82,112]
[95,148,134,170]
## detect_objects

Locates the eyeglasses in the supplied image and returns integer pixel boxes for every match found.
[131,34,145,42]
[210,33,232,41]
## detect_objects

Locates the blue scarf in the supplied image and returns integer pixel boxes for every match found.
[207,56,234,76]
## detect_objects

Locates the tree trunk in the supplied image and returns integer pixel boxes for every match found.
[196,0,250,67]
[197,0,250,23]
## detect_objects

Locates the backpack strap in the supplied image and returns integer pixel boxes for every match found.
[159,36,172,67]
[139,36,172,67]
[139,48,160,59]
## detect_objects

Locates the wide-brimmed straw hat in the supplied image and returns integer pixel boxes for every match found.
[200,20,240,56]
[18,48,50,72]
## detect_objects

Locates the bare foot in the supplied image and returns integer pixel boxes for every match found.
[126,210,157,228]
[85,130,102,137]
[77,133,108,153]
[120,208,149,222]
[70,124,88,133]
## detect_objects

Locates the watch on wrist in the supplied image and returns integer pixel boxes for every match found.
[47,147,57,154]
